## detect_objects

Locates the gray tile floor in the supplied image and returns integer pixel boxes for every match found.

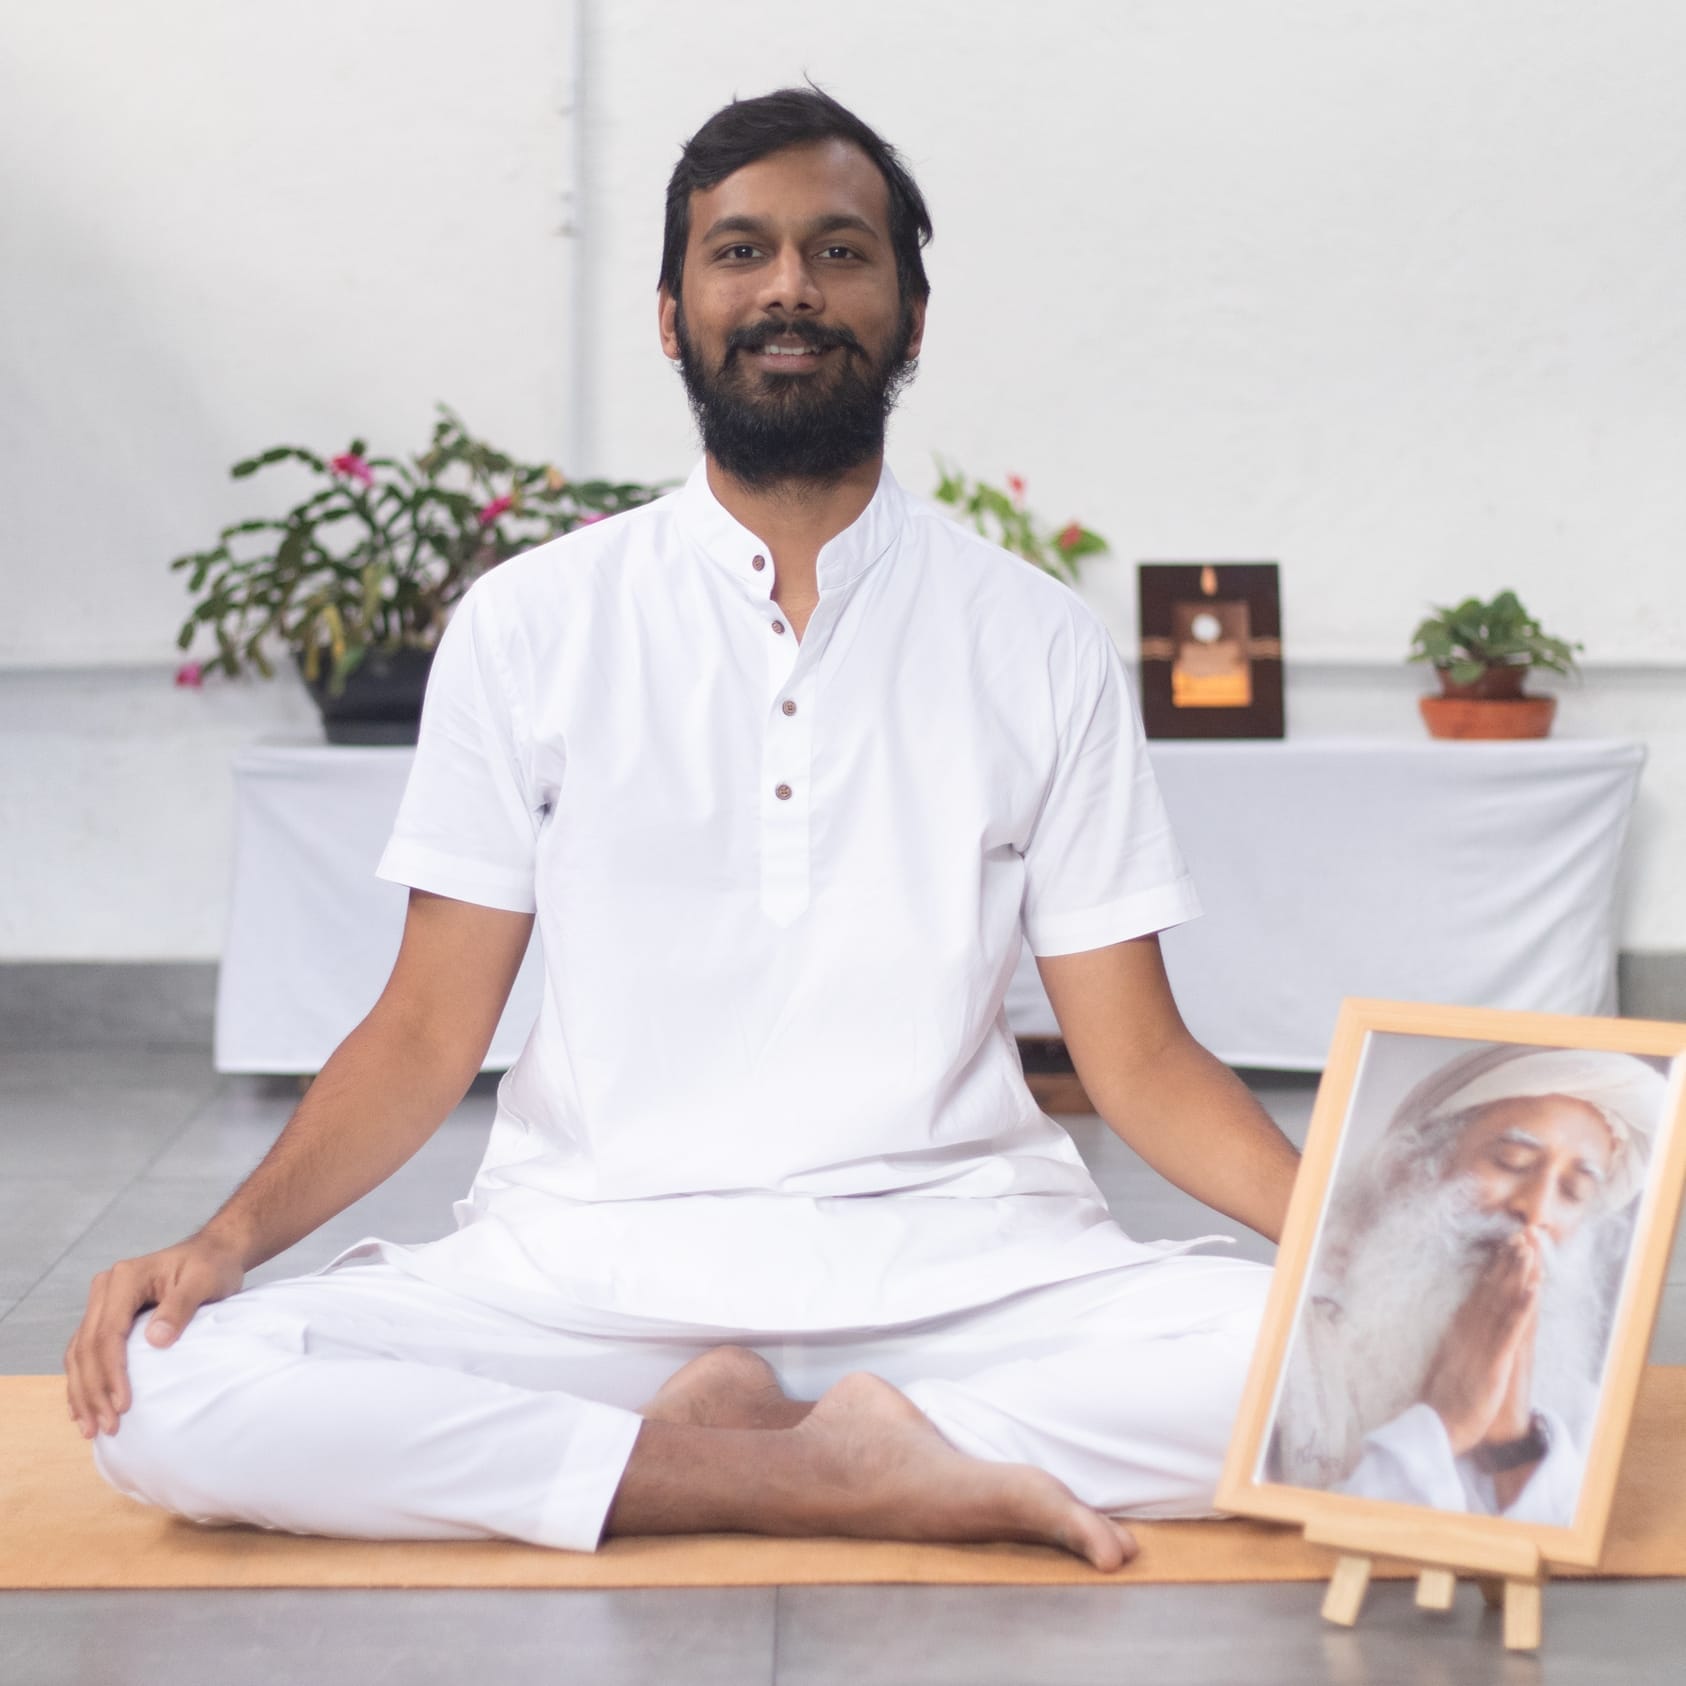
[3,1046,1684,1684]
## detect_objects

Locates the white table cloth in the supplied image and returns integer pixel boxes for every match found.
[215,745,547,1074]
[216,736,1644,1074]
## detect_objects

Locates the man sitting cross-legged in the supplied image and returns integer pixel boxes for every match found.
[65,86,1299,1571]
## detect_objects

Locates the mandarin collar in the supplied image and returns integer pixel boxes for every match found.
[675,459,906,598]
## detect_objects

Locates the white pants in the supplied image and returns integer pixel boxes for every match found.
[93,1250,1270,1553]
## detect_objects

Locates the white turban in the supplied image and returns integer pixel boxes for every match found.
[1401,1046,1672,1210]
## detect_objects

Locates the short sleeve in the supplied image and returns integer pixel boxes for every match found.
[1019,605,1201,956]
[375,582,539,913]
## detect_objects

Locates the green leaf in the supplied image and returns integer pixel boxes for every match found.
[231,444,325,478]
[274,526,309,578]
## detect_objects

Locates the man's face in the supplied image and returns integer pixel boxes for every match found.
[1443,1094,1617,1245]
[658,137,926,487]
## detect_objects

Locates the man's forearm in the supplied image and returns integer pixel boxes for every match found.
[1094,1035,1300,1242]
[198,1004,477,1270]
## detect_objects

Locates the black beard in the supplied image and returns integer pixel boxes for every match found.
[674,305,919,490]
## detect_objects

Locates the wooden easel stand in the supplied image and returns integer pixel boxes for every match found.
[1306,1514,1548,1652]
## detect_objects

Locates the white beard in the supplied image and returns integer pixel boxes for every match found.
[1273,1175,1625,1489]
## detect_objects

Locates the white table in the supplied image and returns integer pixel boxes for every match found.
[214,745,546,1074]
[215,737,1645,1074]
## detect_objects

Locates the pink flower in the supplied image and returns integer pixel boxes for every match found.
[330,453,374,487]
[1056,522,1083,552]
[477,494,514,526]
[174,662,204,688]
[1007,473,1026,505]
[577,512,607,526]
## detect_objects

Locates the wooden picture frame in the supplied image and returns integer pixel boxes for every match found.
[1217,999,1686,1579]
[1137,561,1284,739]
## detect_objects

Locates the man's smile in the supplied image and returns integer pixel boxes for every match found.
[726,328,855,377]
[744,341,834,373]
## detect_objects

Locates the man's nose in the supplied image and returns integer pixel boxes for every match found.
[757,246,824,314]
[1504,1168,1553,1232]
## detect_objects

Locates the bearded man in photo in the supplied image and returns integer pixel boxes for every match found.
[1272,1047,1668,1524]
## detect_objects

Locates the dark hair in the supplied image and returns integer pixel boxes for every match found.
[660,86,932,305]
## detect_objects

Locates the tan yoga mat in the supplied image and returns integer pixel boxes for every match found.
[6,1370,1685,1589]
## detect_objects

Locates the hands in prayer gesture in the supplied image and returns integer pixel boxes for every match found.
[1423,1228,1544,1460]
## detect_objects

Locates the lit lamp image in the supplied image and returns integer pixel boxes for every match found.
[1171,566,1253,709]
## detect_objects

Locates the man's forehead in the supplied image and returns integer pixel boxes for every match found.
[1464,1093,1617,1158]
[688,138,892,240]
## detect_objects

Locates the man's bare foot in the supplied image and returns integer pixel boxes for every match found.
[640,1345,814,1429]
[790,1371,1137,1571]
[607,1368,1137,1572]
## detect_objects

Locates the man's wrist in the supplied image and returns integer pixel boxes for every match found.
[196,1216,260,1272]
[1473,1410,1551,1473]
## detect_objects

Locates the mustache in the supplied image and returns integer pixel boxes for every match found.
[1449,1205,1561,1279]
[724,319,867,359]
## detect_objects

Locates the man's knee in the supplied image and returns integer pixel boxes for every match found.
[90,1321,210,1509]
[91,1311,294,1523]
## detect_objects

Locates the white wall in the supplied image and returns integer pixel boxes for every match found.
[3,0,1684,958]
[577,0,1686,661]
[1,0,583,666]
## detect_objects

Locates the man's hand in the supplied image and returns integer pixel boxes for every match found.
[1483,1283,1541,1448]
[64,1233,246,1441]
[1422,1229,1543,1456]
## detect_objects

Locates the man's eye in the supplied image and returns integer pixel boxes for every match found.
[1561,1175,1594,1205]
[720,245,759,260]
[1492,1146,1536,1172]
[818,245,857,260]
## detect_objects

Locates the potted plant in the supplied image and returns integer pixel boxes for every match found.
[1407,589,1581,740]
[932,463,1108,584]
[170,404,667,742]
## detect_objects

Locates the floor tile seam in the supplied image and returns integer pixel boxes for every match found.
[0,1075,234,1328]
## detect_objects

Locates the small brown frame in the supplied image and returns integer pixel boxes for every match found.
[1137,561,1284,739]
[1217,999,1686,1578]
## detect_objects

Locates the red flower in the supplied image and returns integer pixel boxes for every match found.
[1056,522,1083,552]
[330,453,374,487]
[174,662,204,688]
[477,494,514,526]
[1007,473,1026,505]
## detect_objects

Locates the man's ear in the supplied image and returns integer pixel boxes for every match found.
[658,288,681,361]
[903,295,928,362]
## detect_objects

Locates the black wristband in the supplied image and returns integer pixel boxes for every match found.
[1472,1411,1551,1474]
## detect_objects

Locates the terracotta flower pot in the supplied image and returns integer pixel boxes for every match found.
[1419,694,1557,740]
[1419,662,1555,739]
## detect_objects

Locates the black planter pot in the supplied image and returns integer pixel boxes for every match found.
[297,646,435,745]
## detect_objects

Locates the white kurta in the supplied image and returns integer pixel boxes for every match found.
[359,460,1205,1333]
[1336,1403,1585,1524]
[95,461,1271,1553]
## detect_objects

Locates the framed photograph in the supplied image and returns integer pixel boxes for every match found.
[1137,562,1284,739]
[1217,999,1686,1571]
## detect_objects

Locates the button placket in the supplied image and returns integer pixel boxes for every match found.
[759,594,810,925]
